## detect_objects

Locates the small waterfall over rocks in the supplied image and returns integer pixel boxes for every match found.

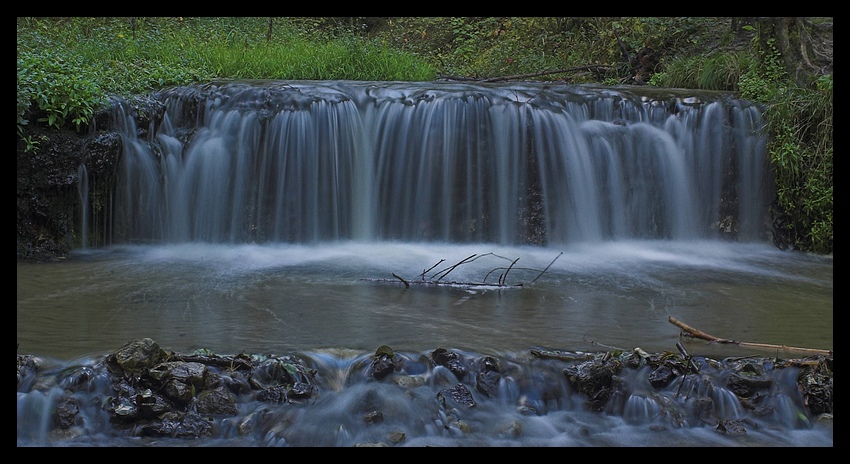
[90,80,771,247]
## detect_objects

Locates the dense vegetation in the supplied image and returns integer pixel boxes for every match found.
[16,17,832,254]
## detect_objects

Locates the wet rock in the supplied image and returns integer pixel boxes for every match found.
[370,345,396,380]
[715,418,748,435]
[724,361,774,397]
[107,338,165,374]
[56,395,80,429]
[364,410,384,424]
[648,364,676,389]
[387,431,406,444]
[474,356,502,398]
[437,383,476,408]
[148,361,210,406]
[108,386,173,422]
[16,354,41,389]
[249,356,315,390]
[139,411,213,438]
[288,382,315,401]
[564,355,622,412]
[257,385,289,404]
[431,348,467,381]
[476,369,502,399]
[798,355,833,415]
[691,397,718,425]
[196,386,238,416]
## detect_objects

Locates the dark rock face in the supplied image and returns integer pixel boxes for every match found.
[17,125,88,260]
[17,116,123,260]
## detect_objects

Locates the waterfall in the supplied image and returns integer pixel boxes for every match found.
[88,80,770,247]
[76,163,88,249]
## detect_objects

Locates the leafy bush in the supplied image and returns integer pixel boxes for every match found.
[17,47,105,133]
[735,31,833,253]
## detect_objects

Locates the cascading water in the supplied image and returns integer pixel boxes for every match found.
[95,81,770,247]
[19,81,831,447]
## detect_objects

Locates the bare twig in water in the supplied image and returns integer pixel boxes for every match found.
[420,259,445,280]
[392,273,410,288]
[368,251,563,289]
[676,342,700,373]
[482,264,541,284]
[433,253,481,281]
[530,251,563,284]
[668,316,832,356]
[582,335,626,352]
[499,258,520,286]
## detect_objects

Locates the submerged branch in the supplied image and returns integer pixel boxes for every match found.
[370,251,563,289]
[392,273,410,288]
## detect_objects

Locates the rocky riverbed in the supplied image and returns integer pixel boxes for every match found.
[17,337,833,447]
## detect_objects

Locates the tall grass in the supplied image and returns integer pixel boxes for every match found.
[17,17,436,130]
[655,52,757,90]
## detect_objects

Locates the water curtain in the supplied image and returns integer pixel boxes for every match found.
[99,81,770,246]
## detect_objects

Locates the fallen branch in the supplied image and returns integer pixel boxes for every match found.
[668,316,832,357]
[367,251,562,289]
[432,254,479,281]
[480,65,618,82]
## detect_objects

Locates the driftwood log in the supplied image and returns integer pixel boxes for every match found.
[669,316,832,356]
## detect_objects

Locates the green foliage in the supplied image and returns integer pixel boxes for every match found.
[737,30,832,254]
[17,45,106,133]
[20,135,42,153]
[657,52,755,90]
[737,37,788,101]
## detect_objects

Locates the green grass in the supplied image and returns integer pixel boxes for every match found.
[16,17,437,133]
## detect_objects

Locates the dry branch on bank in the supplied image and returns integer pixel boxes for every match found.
[668,316,832,357]
[480,66,617,82]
